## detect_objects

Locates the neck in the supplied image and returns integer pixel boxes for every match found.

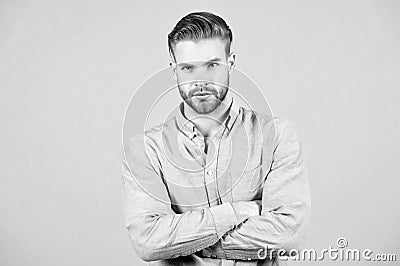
[183,96,232,137]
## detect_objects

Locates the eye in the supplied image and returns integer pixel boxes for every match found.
[181,66,193,72]
[208,62,220,69]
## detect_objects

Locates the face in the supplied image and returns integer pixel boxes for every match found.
[171,38,235,114]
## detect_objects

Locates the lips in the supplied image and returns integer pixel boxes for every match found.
[191,88,216,97]
[193,92,213,96]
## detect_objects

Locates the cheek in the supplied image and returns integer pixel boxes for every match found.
[177,80,191,95]
[211,70,229,85]
[176,72,195,84]
[176,75,192,92]
[211,66,229,79]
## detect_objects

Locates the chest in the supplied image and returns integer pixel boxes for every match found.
[160,131,271,213]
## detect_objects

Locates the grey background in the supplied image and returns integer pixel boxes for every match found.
[1,0,399,265]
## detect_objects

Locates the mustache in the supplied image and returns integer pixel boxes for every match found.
[188,86,218,97]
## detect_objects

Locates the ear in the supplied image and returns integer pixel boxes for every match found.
[227,52,236,75]
[169,60,177,81]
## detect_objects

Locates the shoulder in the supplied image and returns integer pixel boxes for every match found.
[239,106,297,133]
[273,117,298,138]
[239,106,300,145]
[125,117,176,151]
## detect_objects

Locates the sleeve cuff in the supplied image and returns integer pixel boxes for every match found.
[230,201,260,224]
[208,203,237,238]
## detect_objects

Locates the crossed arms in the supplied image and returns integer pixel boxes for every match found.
[121,121,310,261]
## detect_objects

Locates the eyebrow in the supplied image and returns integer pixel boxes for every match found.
[207,57,223,63]
[177,57,223,67]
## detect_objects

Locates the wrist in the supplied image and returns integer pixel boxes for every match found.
[230,201,260,225]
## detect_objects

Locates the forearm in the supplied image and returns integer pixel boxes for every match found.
[124,175,260,262]
[197,201,309,261]
[195,200,261,260]
[126,202,231,261]
[220,202,310,260]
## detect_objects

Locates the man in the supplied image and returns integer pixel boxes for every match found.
[122,11,311,265]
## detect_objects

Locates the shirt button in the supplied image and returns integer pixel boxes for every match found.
[206,169,213,176]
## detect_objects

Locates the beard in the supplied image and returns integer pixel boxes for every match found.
[179,83,228,114]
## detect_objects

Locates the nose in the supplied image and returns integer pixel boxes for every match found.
[193,67,209,88]
[194,81,208,89]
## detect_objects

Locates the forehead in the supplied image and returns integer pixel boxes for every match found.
[173,38,227,63]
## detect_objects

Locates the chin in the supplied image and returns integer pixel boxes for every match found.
[188,98,217,113]
[193,104,219,114]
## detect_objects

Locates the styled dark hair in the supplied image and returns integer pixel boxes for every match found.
[168,11,233,59]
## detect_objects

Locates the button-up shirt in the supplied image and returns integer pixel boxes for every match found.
[122,97,311,265]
